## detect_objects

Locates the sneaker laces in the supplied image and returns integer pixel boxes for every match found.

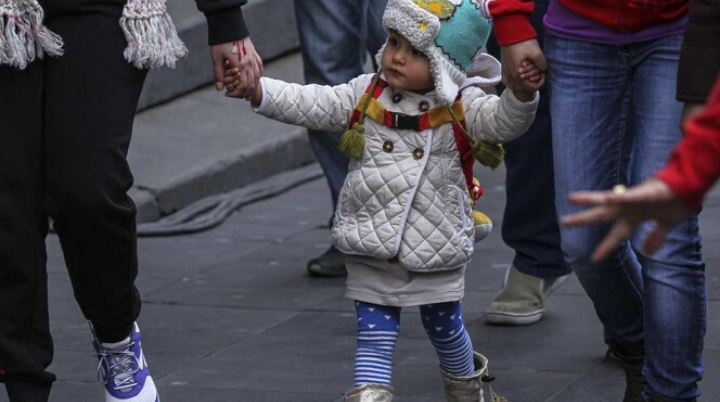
[95,342,140,392]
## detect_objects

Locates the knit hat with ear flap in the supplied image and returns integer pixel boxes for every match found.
[377,0,493,105]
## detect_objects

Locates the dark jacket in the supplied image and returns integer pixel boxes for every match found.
[677,0,720,103]
[195,0,250,45]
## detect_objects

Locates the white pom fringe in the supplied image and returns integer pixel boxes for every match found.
[0,0,63,69]
[120,0,187,69]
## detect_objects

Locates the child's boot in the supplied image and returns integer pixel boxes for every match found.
[440,352,502,402]
[344,384,394,402]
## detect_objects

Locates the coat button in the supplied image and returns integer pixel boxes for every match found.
[383,141,394,153]
[392,93,403,103]
[419,101,430,112]
[413,148,424,160]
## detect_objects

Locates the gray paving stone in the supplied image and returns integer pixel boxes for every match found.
[144,258,346,310]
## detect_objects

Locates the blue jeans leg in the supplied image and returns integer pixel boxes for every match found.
[294,0,388,211]
[628,36,706,401]
[547,34,705,401]
[487,0,570,279]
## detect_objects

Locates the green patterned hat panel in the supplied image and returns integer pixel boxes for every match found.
[433,0,492,72]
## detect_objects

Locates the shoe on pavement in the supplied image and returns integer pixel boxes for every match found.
[344,383,394,402]
[606,342,647,402]
[307,245,347,277]
[485,265,567,326]
[92,322,159,402]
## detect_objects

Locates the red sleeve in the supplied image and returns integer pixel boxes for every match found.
[656,73,720,209]
[488,0,537,46]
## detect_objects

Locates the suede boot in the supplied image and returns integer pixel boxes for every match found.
[440,352,500,402]
[344,383,394,402]
[607,342,647,402]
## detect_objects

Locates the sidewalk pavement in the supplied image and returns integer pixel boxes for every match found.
[5,162,719,401]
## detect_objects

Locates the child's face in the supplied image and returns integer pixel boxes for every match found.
[381,31,434,93]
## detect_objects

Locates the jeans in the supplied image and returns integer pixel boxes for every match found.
[0,2,145,400]
[294,0,388,211]
[486,0,570,279]
[546,34,706,401]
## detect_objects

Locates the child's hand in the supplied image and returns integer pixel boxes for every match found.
[512,60,545,102]
[223,60,263,105]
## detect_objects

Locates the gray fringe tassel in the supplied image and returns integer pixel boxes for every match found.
[0,0,63,69]
[120,0,187,69]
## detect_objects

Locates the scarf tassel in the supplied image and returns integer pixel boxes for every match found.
[0,2,63,70]
[120,0,187,69]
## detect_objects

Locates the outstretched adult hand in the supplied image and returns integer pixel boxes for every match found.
[211,36,263,99]
[560,179,692,262]
[500,39,547,92]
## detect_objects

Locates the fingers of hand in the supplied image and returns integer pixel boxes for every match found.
[560,205,618,227]
[520,69,541,80]
[643,224,670,255]
[244,69,258,99]
[568,190,616,206]
[591,219,632,262]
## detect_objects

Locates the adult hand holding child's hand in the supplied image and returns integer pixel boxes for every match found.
[500,38,546,93]
[211,36,263,99]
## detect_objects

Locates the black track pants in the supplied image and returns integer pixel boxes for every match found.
[0,1,147,399]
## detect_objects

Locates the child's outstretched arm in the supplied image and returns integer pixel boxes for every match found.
[463,81,539,145]
[223,67,369,134]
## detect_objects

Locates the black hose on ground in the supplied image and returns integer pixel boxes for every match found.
[136,163,323,237]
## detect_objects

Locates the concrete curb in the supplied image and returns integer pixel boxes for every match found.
[131,129,316,222]
[129,51,316,223]
[128,1,315,223]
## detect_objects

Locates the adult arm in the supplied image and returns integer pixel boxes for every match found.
[487,0,546,91]
[195,0,263,96]
[659,73,720,209]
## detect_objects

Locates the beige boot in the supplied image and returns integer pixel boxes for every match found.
[344,384,394,402]
[440,352,506,402]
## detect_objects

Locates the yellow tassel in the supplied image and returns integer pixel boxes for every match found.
[489,384,508,402]
[338,123,365,159]
[471,140,504,170]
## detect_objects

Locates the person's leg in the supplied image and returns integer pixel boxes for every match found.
[420,302,474,376]
[0,62,55,402]
[42,4,157,401]
[421,301,489,402]
[546,35,647,398]
[294,0,386,277]
[628,35,705,402]
[353,301,400,387]
[485,0,571,326]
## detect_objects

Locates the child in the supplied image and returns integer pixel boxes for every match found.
[225,0,541,400]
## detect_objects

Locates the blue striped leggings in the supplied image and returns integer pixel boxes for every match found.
[353,300,475,386]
